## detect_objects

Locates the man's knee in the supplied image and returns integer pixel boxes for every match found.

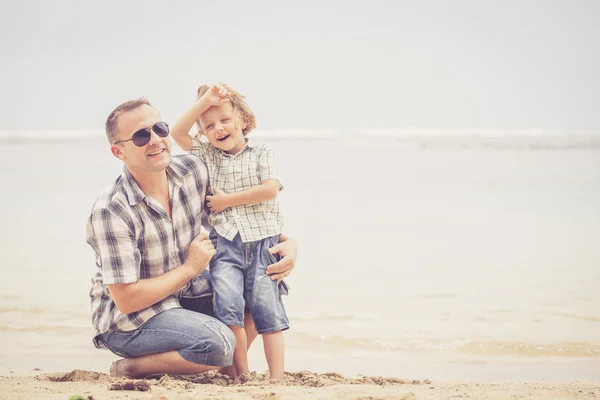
[187,319,236,366]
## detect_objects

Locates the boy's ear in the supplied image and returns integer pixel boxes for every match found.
[111,144,125,160]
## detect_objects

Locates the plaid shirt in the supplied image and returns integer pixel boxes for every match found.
[87,155,212,338]
[191,137,283,242]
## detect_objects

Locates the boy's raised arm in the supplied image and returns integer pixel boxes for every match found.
[171,85,230,151]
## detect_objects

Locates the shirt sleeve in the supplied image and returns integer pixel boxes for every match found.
[257,145,283,191]
[89,208,141,285]
[190,136,212,162]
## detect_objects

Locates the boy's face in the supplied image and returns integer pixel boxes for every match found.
[200,102,248,155]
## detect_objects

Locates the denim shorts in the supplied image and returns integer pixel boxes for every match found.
[209,230,289,335]
[96,297,235,367]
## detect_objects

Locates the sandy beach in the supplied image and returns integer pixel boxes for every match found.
[0,370,598,400]
[1,137,599,398]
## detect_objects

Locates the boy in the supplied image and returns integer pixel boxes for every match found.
[170,84,288,381]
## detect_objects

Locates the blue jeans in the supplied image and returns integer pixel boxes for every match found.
[210,230,289,334]
[96,297,235,367]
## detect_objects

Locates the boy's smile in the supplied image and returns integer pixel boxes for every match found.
[200,102,248,155]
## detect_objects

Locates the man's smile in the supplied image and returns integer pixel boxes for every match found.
[147,148,165,157]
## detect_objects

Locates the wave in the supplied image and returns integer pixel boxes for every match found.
[0,306,88,320]
[548,312,600,323]
[0,128,598,139]
[292,312,381,322]
[285,332,600,358]
[2,129,600,149]
[0,129,102,139]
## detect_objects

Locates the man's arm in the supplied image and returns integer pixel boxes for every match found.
[91,206,216,314]
[206,179,280,214]
[108,264,197,315]
[108,232,215,314]
[171,85,230,151]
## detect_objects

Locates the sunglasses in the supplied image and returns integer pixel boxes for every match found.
[113,121,170,147]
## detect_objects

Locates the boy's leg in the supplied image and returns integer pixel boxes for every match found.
[229,326,249,378]
[245,236,290,380]
[210,232,248,377]
[98,308,235,379]
[218,313,257,378]
[244,312,259,348]
[262,331,284,380]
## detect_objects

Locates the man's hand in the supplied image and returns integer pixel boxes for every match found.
[201,84,230,107]
[184,232,216,277]
[206,188,230,214]
[266,237,297,282]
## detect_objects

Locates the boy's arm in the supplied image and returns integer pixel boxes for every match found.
[206,179,280,214]
[206,145,282,214]
[171,85,230,151]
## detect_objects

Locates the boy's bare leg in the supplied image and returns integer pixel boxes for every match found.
[110,350,216,379]
[230,325,249,379]
[244,312,259,348]
[263,331,284,380]
[218,313,257,377]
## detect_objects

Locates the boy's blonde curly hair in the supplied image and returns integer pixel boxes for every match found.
[196,84,256,137]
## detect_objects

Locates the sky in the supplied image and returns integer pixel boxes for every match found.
[0,0,598,132]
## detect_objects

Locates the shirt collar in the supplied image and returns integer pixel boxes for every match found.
[216,138,253,157]
[121,160,187,206]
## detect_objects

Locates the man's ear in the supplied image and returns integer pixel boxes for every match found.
[111,144,125,160]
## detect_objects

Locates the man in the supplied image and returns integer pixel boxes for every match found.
[87,98,297,378]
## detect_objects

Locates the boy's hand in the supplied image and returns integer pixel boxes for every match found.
[206,188,230,214]
[202,84,230,107]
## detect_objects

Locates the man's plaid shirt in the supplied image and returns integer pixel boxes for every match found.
[191,137,283,242]
[86,155,212,338]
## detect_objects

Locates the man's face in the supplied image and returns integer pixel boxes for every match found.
[111,105,171,174]
[200,102,248,155]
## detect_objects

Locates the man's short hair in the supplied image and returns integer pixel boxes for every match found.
[105,98,153,144]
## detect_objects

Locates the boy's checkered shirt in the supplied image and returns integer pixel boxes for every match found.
[191,137,283,243]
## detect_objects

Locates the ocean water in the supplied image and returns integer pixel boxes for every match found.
[0,131,599,381]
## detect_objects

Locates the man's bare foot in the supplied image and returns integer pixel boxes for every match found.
[109,359,133,378]
[233,372,251,385]
[217,365,237,378]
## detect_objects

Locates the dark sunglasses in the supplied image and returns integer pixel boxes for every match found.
[113,121,170,146]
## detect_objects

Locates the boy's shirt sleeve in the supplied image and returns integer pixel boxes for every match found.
[257,145,283,191]
[190,136,212,162]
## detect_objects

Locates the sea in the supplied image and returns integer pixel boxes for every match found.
[0,129,599,381]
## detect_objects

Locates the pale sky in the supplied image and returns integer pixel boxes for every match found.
[1,0,598,132]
